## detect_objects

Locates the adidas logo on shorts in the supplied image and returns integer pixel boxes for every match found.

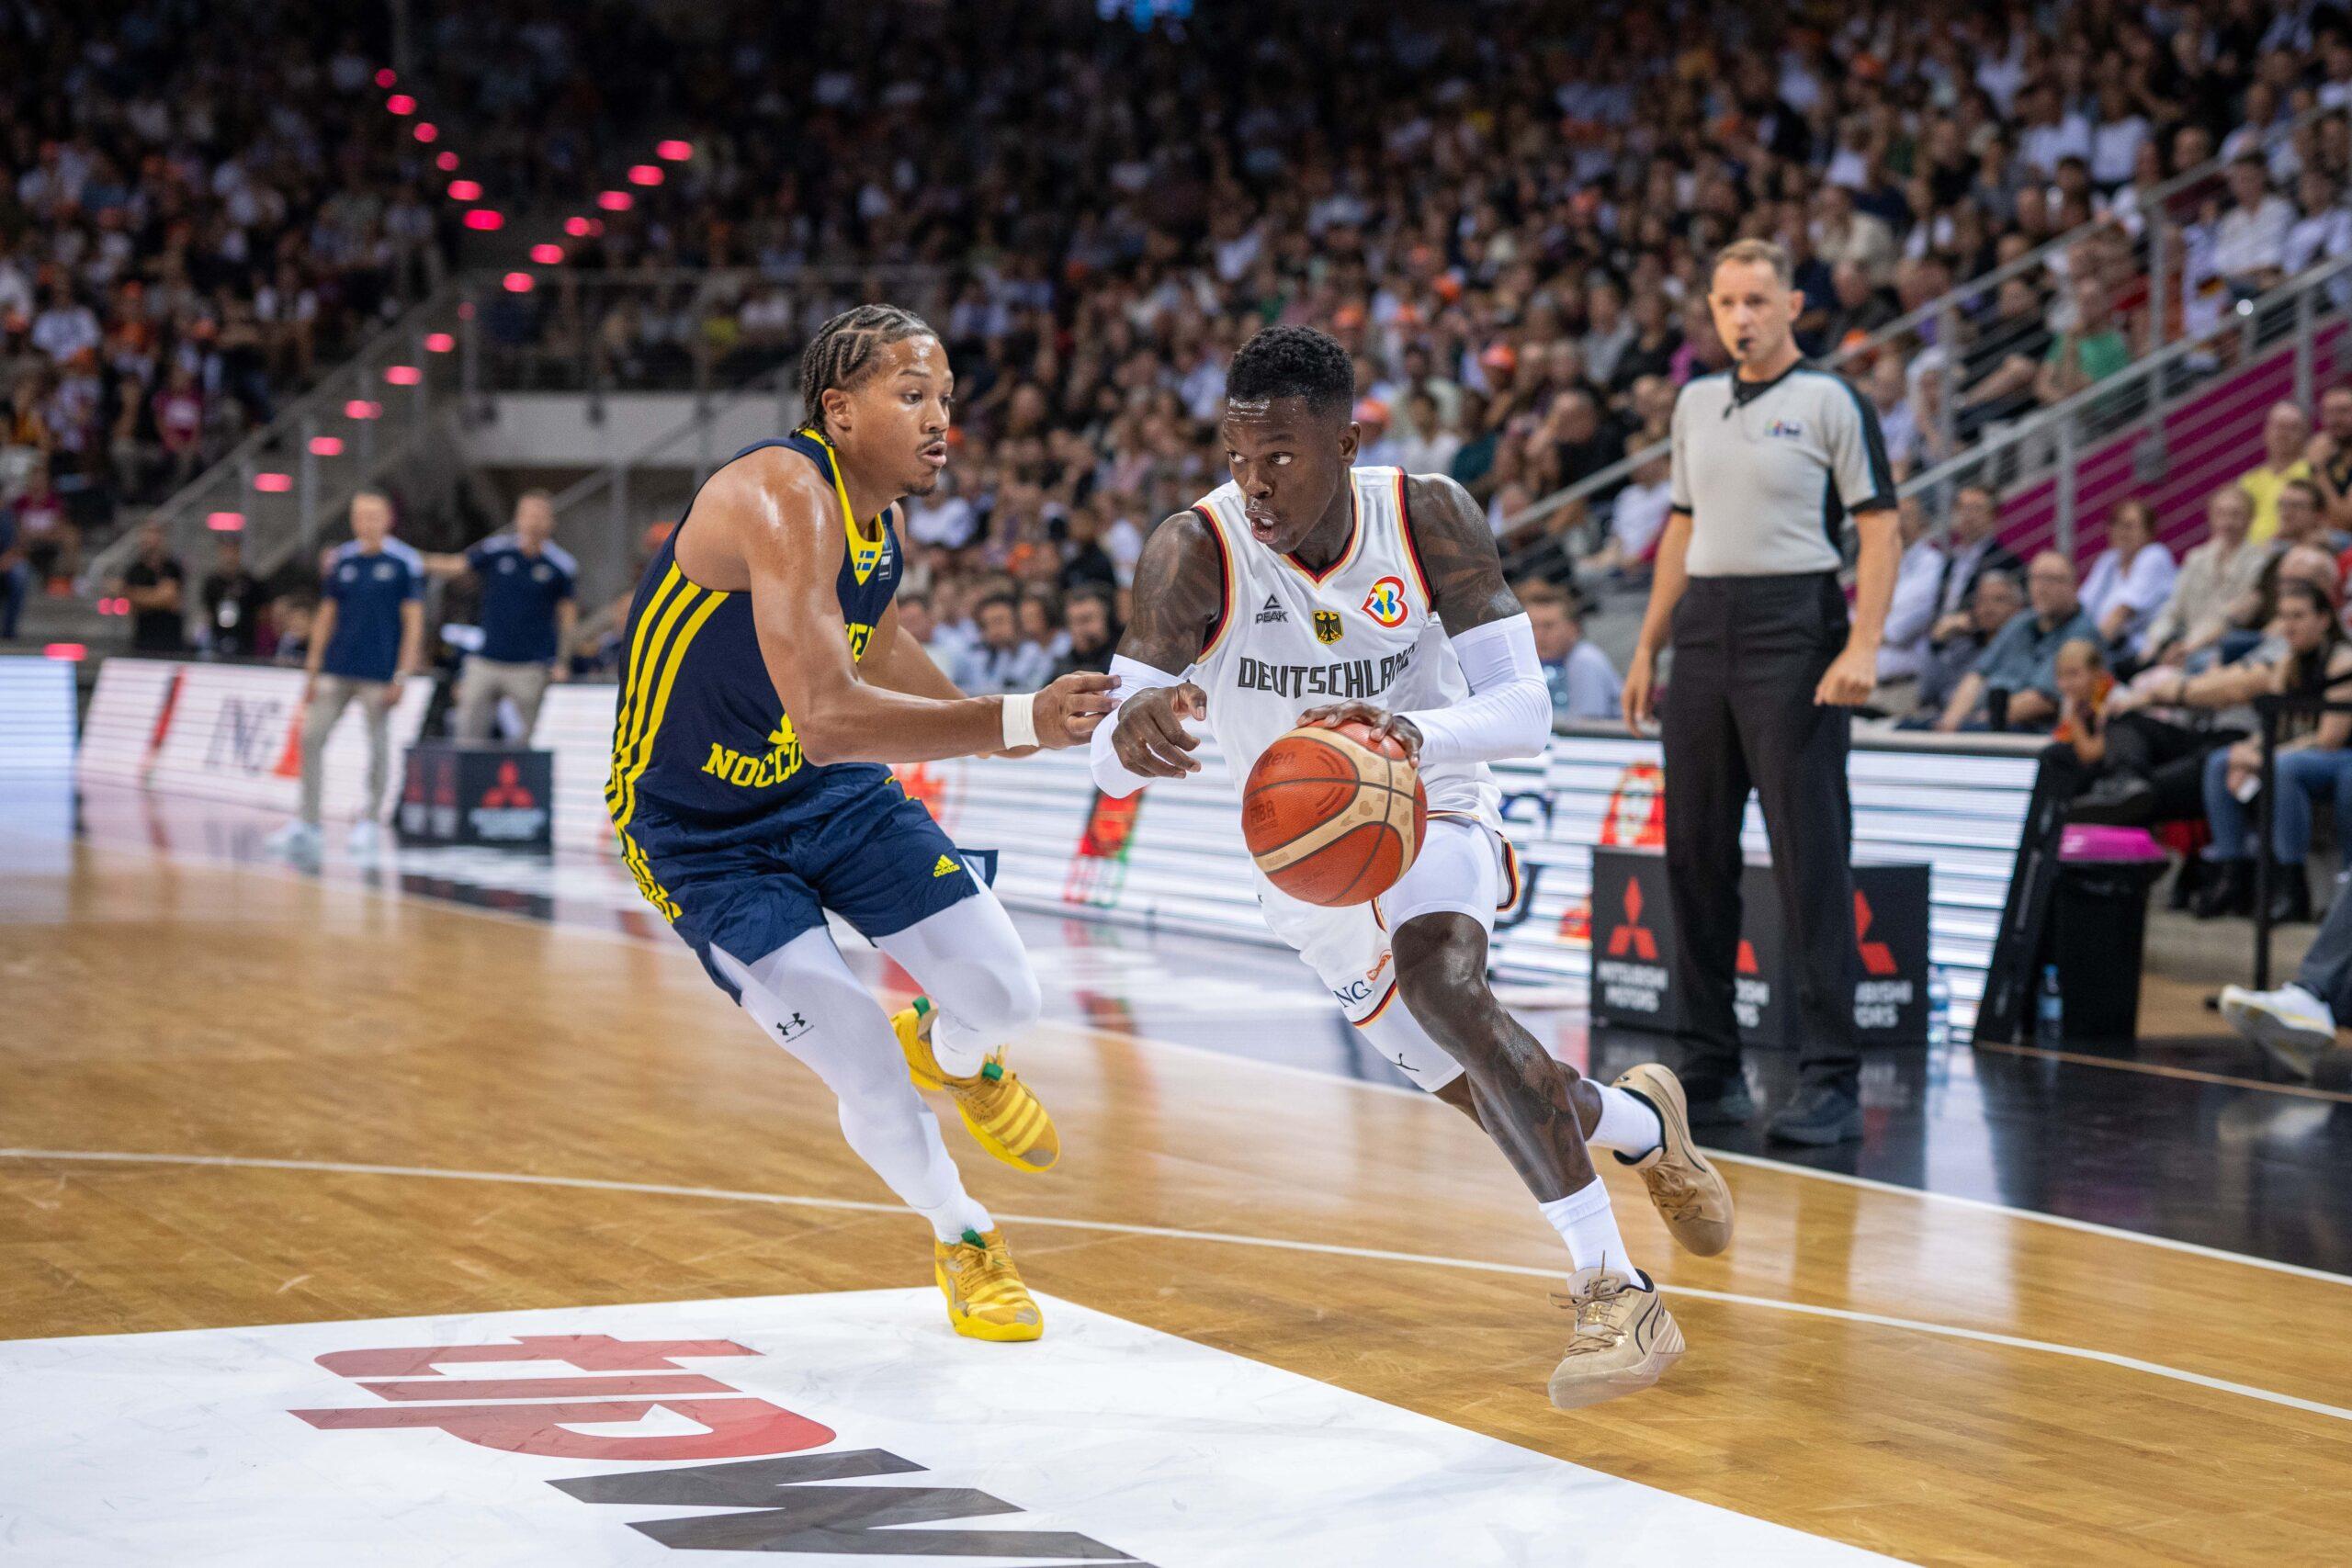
[933,854,962,878]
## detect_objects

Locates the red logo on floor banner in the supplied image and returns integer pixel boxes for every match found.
[480,759,537,808]
[1605,877,1658,960]
[292,1334,834,1461]
[1853,890,1897,976]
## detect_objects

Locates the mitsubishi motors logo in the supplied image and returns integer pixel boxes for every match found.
[1853,890,1897,976]
[481,760,537,809]
[1606,877,1658,960]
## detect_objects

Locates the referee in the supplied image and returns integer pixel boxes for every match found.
[1623,238,1900,1146]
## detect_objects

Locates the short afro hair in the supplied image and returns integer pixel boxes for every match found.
[1227,324,1355,419]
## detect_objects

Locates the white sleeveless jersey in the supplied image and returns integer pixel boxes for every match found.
[1187,466,1499,824]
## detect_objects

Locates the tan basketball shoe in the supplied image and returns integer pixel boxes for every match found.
[1548,1267,1684,1409]
[1612,1063,1735,1256]
[934,1227,1044,1342]
[893,998,1060,1172]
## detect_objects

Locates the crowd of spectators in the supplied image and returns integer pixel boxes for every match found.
[1868,374,2352,929]
[9,0,2351,684]
[501,0,2352,627]
[0,0,457,607]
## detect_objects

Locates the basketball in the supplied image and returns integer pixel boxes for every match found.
[1241,721,1429,907]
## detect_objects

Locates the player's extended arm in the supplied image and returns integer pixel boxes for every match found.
[730,457,1114,763]
[861,595,967,702]
[1299,473,1550,766]
[1091,510,1224,793]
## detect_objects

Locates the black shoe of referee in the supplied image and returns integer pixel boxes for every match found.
[1766,1082,1864,1145]
[1679,1076,1757,1129]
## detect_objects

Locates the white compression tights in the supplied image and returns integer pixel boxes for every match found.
[709,888,1043,1243]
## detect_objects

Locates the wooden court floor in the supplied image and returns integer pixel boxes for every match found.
[6,844,2352,1567]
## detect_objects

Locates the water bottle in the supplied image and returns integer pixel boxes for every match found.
[2035,963,2064,1045]
[1927,966,1951,1049]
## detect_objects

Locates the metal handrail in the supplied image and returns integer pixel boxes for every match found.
[1896,248,2352,555]
[1502,96,2350,552]
[78,281,474,592]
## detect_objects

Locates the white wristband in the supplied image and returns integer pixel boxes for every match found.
[1001,692,1040,750]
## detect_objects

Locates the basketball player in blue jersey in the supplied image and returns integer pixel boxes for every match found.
[606,304,1117,1342]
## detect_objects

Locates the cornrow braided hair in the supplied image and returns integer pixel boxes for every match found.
[796,303,937,438]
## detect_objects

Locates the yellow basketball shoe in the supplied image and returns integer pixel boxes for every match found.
[892,998,1060,1172]
[934,1227,1043,1342]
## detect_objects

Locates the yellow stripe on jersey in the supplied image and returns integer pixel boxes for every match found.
[605,566,689,809]
[611,589,727,830]
[605,576,710,816]
[801,426,888,585]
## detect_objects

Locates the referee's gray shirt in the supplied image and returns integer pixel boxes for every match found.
[1669,366,1897,577]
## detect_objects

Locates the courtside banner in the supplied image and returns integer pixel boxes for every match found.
[0,654,77,773]
[527,688,2040,1040]
[77,658,429,821]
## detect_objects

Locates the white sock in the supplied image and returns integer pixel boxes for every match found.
[915,1192,994,1244]
[1589,1084,1663,1158]
[928,1010,989,1079]
[1539,1177,1638,1280]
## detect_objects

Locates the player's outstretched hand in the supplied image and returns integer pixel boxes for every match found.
[1034,671,1122,749]
[1297,701,1422,762]
[1111,682,1208,777]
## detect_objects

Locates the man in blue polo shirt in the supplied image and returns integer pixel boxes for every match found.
[268,491,423,859]
[424,490,577,741]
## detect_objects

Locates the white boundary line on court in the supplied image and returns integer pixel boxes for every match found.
[3,1145,2347,1429]
[1047,1020,2352,1291]
[59,829,2352,1292]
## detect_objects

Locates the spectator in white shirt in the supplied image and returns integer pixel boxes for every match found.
[2016,82,2093,181]
[29,287,100,364]
[1526,588,1620,722]
[1869,355,1921,479]
[2210,154,2297,296]
[2079,499,2178,655]
[2282,167,2352,281]
[952,592,1053,694]
[1395,389,1462,476]
[1877,499,1947,686]
[2088,81,2149,193]
[1583,434,1671,578]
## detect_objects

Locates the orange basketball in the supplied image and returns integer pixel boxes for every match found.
[1241,721,1429,907]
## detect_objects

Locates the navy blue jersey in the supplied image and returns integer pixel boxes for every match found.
[467,534,577,663]
[605,431,902,856]
[321,539,424,682]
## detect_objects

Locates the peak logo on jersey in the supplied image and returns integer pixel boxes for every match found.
[1255,594,1288,625]
[1313,609,1344,644]
[1362,576,1408,627]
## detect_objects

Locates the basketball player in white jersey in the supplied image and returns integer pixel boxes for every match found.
[1093,326,1733,1409]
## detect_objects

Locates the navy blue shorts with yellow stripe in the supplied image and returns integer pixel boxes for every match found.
[621,768,979,1002]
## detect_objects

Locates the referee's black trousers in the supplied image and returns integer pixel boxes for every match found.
[1660,571,1860,1094]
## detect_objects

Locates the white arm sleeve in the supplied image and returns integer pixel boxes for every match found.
[1400,613,1552,764]
[1088,654,1191,798]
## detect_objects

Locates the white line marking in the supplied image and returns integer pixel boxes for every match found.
[5,1145,2348,1427]
[1054,1020,2352,1291]
[70,830,2352,1291]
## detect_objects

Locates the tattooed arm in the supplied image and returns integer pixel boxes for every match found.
[1094,510,1226,787]
[1300,474,1552,764]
